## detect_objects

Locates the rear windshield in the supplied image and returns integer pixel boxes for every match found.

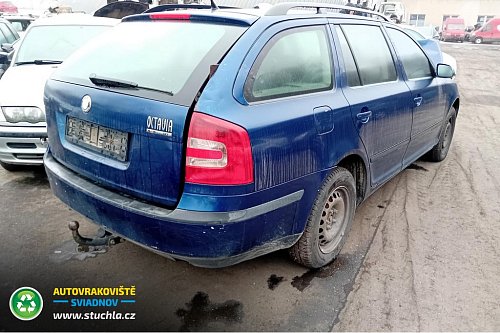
[15,25,111,63]
[52,21,246,105]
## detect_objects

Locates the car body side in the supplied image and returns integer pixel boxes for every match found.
[44,12,459,267]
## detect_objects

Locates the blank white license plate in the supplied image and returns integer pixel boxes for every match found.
[65,117,128,162]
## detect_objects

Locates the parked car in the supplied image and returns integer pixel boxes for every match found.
[410,24,439,39]
[401,25,457,75]
[0,14,118,171]
[0,16,19,78]
[470,17,500,44]
[44,3,459,268]
[441,17,465,42]
[0,1,17,13]
[2,14,37,36]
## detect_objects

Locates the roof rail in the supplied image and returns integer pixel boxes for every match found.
[264,2,388,21]
[144,4,238,13]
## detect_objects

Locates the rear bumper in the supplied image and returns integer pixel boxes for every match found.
[44,151,303,267]
[0,125,47,165]
[443,35,464,41]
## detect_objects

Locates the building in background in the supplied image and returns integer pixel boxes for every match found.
[395,0,500,28]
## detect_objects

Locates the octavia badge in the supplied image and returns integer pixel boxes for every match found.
[81,95,92,113]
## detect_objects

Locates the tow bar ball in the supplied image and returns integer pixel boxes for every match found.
[68,221,124,252]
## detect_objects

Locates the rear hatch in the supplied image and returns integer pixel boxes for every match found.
[45,16,248,207]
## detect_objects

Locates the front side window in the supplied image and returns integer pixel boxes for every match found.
[244,26,332,102]
[387,28,432,80]
[341,24,397,85]
[477,15,494,24]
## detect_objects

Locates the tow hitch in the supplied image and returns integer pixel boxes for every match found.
[68,221,124,252]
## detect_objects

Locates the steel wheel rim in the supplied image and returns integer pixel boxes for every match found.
[318,186,350,254]
[442,120,452,151]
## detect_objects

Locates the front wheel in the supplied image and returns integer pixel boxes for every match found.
[474,37,483,44]
[428,109,456,162]
[289,167,356,268]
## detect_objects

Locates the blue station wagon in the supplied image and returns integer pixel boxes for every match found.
[44,3,459,268]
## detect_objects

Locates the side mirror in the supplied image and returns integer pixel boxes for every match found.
[1,43,14,53]
[436,64,454,78]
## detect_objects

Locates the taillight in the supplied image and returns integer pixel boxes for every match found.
[149,13,191,20]
[185,112,253,185]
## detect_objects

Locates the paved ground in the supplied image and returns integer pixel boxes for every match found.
[0,44,499,331]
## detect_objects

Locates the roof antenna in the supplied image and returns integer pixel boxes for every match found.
[210,0,219,11]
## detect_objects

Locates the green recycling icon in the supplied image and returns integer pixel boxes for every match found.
[9,287,43,321]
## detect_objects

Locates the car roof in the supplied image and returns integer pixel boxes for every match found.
[127,2,389,26]
[29,13,119,27]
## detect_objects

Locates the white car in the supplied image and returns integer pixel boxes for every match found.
[401,25,458,76]
[0,14,117,171]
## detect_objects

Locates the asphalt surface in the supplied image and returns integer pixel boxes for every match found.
[0,43,499,331]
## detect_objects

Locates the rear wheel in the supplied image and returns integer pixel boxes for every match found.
[289,167,356,268]
[428,109,456,162]
[0,161,21,172]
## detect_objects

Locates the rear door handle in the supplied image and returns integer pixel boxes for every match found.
[414,96,423,107]
[356,111,372,124]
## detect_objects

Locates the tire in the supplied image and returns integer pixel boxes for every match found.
[0,161,21,171]
[428,109,457,162]
[289,167,356,268]
[474,37,483,44]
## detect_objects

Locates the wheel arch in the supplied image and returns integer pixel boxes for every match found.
[336,153,369,206]
[452,97,460,114]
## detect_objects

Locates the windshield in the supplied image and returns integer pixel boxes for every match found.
[54,21,245,99]
[14,25,111,64]
[447,24,465,30]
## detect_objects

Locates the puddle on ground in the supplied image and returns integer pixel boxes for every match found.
[291,255,349,292]
[49,239,108,264]
[267,274,285,290]
[407,164,428,172]
[176,291,243,331]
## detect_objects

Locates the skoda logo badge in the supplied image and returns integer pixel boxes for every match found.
[81,95,92,113]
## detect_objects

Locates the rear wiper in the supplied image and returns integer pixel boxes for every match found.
[89,73,173,96]
[89,74,138,88]
[15,60,63,66]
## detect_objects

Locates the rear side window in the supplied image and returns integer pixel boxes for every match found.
[335,26,361,87]
[341,24,397,85]
[54,21,245,105]
[244,26,332,102]
[0,22,16,43]
[387,28,433,80]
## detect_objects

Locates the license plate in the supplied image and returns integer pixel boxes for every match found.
[65,117,128,162]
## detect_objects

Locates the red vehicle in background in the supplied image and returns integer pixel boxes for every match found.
[441,17,466,42]
[0,1,17,13]
[471,18,500,44]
